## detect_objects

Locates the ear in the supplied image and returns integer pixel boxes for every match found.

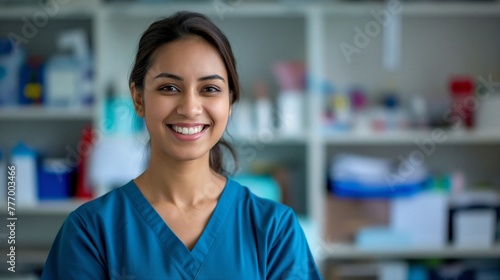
[130,82,145,118]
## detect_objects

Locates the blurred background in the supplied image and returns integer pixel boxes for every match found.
[1,0,500,279]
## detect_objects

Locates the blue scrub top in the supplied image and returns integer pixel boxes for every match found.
[41,178,322,279]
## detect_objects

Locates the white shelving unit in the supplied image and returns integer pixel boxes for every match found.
[0,106,94,120]
[1,0,500,277]
[323,130,500,145]
[325,244,500,260]
[0,4,97,19]
[0,199,88,216]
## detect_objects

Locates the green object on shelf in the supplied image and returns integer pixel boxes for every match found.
[231,174,281,202]
[427,175,451,193]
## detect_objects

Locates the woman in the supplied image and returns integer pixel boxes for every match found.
[42,11,321,280]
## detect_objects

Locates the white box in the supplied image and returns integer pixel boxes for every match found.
[391,192,448,248]
[454,209,496,248]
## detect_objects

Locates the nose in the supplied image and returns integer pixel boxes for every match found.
[176,90,203,118]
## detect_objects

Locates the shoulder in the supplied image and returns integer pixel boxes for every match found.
[69,181,135,225]
[229,178,297,230]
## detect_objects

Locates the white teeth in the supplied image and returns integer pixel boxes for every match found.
[172,125,204,135]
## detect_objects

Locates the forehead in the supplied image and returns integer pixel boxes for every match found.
[147,37,227,78]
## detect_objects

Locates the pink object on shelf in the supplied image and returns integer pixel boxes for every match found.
[272,61,306,91]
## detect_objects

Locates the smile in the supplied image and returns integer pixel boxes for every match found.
[168,124,209,135]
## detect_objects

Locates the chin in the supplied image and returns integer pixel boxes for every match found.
[168,149,210,162]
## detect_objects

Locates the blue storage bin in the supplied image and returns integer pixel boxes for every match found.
[38,159,74,200]
[330,178,428,199]
[329,153,430,199]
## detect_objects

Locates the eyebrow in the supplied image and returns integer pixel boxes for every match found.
[153,72,226,82]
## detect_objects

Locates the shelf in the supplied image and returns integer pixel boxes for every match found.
[0,4,97,19]
[324,243,500,260]
[1,1,499,273]
[1,199,89,215]
[400,2,500,17]
[102,2,308,19]
[323,129,500,145]
[100,1,500,19]
[0,106,94,121]
[230,134,308,146]
[0,249,49,269]
[322,2,500,17]
[1,1,498,20]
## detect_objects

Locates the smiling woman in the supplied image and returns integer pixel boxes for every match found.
[41,11,321,280]
[135,36,233,168]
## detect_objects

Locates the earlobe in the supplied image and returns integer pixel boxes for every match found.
[130,83,145,118]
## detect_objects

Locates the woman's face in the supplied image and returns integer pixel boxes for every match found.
[133,36,231,163]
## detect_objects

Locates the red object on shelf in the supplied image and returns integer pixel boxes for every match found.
[449,76,475,128]
[75,125,94,199]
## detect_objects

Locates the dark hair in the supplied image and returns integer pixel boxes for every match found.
[129,11,240,176]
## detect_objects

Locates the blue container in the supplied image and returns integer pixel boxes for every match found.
[38,159,74,200]
[0,38,25,106]
[329,177,428,199]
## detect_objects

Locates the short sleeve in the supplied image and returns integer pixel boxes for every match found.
[41,211,107,279]
[267,208,322,280]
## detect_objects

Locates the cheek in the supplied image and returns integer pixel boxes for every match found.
[208,100,231,124]
[144,95,172,121]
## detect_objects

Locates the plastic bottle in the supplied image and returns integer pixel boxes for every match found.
[277,90,304,136]
[44,29,92,107]
[253,80,273,134]
[409,95,428,129]
[449,76,475,129]
[11,142,38,206]
[331,90,351,131]
[0,38,25,106]
[19,56,44,105]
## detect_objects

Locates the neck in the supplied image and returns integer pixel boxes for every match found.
[136,146,225,207]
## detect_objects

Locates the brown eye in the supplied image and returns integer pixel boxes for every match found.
[159,85,180,93]
[203,86,220,93]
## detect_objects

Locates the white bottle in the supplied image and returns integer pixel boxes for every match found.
[253,81,274,136]
[277,90,304,136]
[255,98,273,133]
[11,143,38,206]
[228,100,253,138]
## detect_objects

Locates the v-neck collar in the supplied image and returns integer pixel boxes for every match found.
[123,178,239,279]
